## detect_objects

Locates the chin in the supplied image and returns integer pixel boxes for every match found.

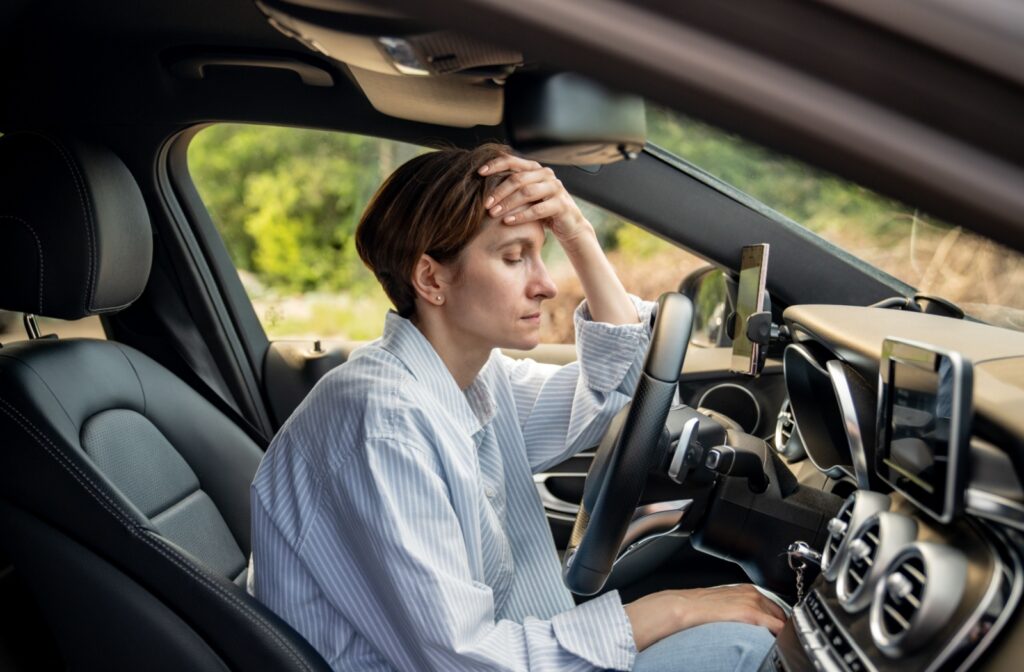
[501,331,541,351]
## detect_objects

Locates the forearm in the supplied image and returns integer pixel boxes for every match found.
[561,224,638,326]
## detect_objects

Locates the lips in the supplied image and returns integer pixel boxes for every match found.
[521,312,541,322]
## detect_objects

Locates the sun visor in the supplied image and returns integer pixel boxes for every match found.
[505,73,646,165]
[256,0,521,127]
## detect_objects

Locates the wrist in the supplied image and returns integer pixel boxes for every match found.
[556,219,597,255]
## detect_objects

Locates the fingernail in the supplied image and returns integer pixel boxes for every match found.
[491,204,503,215]
[504,215,515,223]
[479,165,489,174]
[484,196,494,208]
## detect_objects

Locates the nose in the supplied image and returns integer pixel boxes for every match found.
[529,258,558,301]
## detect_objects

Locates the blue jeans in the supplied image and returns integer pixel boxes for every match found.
[632,622,775,672]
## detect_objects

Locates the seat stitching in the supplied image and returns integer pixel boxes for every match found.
[0,397,314,672]
[0,215,44,314]
[28,134,96,314]
[149,487,203,524]
[111,343,146,415]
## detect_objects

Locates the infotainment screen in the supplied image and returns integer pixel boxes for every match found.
[729,244,769,375]
[876,338,973,523]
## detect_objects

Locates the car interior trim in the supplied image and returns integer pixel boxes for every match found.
[827,359,871,489]
[954,524,1024,671]
[533,472,586,516]
[695,382,761,436]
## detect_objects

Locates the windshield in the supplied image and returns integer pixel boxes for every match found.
[646,106,1024,332]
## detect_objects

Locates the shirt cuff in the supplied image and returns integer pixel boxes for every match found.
[574,295,656,394]
[550,590,638,670]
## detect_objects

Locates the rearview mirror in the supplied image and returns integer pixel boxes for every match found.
[505,72,646,165]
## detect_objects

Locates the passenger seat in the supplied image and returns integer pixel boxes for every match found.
[0,132,330,671]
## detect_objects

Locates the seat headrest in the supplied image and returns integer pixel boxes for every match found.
[0,132,153,320]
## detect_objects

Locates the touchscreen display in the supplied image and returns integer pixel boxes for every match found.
[730,244,769,375]
[877,339,972,523]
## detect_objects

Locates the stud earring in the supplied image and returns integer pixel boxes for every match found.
[436,295,443,303]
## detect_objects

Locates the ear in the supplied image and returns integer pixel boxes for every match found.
[411,253,455,303]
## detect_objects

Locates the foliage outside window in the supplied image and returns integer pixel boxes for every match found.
[647,107,1024,330]
[189,110,1024,348]
[188,124,702,345]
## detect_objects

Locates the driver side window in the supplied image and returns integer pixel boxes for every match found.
[187,124,717,347]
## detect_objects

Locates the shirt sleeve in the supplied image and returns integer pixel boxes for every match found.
[503,295,657,473]
[286,436,637,672]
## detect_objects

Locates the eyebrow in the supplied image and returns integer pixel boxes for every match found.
[490,234,547,252]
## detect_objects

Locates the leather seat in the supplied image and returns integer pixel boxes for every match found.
[0,132,330,671]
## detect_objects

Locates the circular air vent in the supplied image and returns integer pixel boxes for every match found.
[773,399,806,461]
[822,491,890,582]
[821,498,854,578]
[837,512,917,612]
[871,543,967,657]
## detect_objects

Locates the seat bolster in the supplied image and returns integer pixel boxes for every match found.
[0,361,330,672]
[119,344,264,554]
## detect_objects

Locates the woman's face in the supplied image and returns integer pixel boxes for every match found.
[442,217,558,352]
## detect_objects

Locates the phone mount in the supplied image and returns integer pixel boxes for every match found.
[727,291,789,375]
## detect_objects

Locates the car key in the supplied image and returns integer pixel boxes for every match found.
[786,540,822,604]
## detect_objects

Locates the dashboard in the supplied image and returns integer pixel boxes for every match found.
[761,305,1024,672]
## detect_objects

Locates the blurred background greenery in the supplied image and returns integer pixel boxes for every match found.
[187,107,1024,343]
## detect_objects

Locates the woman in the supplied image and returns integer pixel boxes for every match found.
[249,144,783,671]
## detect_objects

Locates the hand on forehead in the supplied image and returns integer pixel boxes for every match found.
[478,154,560,225]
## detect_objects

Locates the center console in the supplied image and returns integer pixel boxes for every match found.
[764,491,1019,672]
[761,338,1023,671]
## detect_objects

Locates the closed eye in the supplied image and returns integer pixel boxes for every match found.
[503,257,524,265]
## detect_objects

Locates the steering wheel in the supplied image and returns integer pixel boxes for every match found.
[561,292,694,595]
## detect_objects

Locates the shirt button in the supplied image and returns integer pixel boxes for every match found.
[485,485,497,499]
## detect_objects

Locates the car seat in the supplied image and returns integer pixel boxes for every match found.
[0,132,331,671]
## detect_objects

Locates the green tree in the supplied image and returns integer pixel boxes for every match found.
[188,124,422,292]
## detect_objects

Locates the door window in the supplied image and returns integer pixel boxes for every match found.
[187,124,709,345]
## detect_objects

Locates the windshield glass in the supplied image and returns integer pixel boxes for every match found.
[646,106,1024,332]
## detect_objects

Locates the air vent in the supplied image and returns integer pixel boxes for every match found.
[821,500,854,577]
[880,556,925,637]
[871,543,967,658]
[843,521,880,597]
[822,491,890,582]
[837,511,917,612]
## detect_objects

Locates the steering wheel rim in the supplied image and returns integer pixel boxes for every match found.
[561,292,694,595]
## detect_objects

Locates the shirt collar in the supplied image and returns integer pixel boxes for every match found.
[379,311,497,437]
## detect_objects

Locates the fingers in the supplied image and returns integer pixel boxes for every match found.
[500,198,559,226]
[745,608,785,636]
[491,177,560,219]
[478,154,541,178]
[484,166,557,215]
[758,594,787,622]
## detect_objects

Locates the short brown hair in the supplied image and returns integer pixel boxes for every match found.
[356,143,512,318]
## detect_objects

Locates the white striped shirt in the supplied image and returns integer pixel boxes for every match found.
[250,297,655,671]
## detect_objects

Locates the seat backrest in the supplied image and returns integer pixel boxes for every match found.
[0,132,330,671]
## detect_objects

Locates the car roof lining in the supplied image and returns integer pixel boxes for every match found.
[2,0,1023,255]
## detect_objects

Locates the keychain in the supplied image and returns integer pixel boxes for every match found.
[786,541,822,604]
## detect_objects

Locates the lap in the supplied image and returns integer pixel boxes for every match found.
[632,622,775,672]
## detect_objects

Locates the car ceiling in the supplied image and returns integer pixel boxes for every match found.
[0,0,499,145]
[1,0,1023,255]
